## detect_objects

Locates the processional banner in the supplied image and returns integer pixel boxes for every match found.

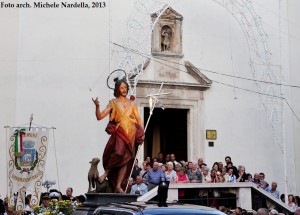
[7,127,49,211]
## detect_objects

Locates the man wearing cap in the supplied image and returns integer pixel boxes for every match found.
[49,192,61,200]
[40,193,50,209]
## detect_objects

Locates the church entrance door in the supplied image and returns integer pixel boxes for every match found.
[143,107,188,162]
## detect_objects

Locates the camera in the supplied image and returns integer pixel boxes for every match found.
[42,180,56,186]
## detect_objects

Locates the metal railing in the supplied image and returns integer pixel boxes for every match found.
[138,182,293,214]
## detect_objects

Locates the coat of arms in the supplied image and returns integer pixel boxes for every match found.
[15,139,38,174]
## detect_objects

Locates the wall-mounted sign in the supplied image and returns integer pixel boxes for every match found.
[206,130,217,140]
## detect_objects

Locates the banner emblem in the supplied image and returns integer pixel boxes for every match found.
[7,127,49,211]
[15,140,38,174]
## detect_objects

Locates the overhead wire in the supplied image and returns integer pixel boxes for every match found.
[214,80,300,122]
[112,43,300,122]
[106,1,300,93]
[113,42,300,89]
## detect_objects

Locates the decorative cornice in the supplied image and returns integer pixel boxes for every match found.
[152,52,184,58]
[151,6,183,21]
[184,61,213,85]
[137,80,210,91]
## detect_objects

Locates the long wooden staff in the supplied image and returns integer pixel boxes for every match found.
[125,82,168,192]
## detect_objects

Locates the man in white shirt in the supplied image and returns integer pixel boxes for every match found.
[269,182,280,199]
[130,175,148,196]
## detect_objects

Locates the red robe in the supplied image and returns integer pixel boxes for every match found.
[103,100,144,191]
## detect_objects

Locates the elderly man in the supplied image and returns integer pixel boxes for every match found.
[266,182,280,210]
[197,158,204,170]
[257,208,269,215]
[269,182,280,199]
[130,175,148,195]
[252,173,263,187]
[146,161,165,191]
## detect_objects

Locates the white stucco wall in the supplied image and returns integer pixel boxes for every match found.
[175,0,299,195]
[0,0,19,199]
[287,0,300,193]
[0,0,299,197]
[0,0,135,196]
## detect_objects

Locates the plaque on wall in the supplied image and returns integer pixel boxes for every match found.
[206,130,217,140]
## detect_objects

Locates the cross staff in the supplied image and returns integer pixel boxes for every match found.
[125,82,170,192]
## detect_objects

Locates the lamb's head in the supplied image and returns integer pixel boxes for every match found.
[89,157,100,165]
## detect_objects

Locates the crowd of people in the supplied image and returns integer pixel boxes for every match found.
[1,153,299,215]
[0,187,86,215]
[127,153,300,214]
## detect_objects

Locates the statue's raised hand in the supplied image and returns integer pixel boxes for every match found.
[92,97,100,107]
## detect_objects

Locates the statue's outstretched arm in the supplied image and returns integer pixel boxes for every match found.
[92,97,111,120]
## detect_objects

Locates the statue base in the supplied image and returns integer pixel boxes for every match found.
[73,193,139,215]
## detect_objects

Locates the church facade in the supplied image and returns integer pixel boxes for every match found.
[0,0,299,197]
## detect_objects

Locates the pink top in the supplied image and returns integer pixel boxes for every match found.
[177,173,189,183]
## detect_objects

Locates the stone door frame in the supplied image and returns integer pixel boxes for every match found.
[137,97,204,163]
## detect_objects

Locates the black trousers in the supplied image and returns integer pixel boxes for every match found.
[157,181,169,207]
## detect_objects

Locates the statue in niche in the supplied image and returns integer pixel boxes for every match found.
[161,27,172,52]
